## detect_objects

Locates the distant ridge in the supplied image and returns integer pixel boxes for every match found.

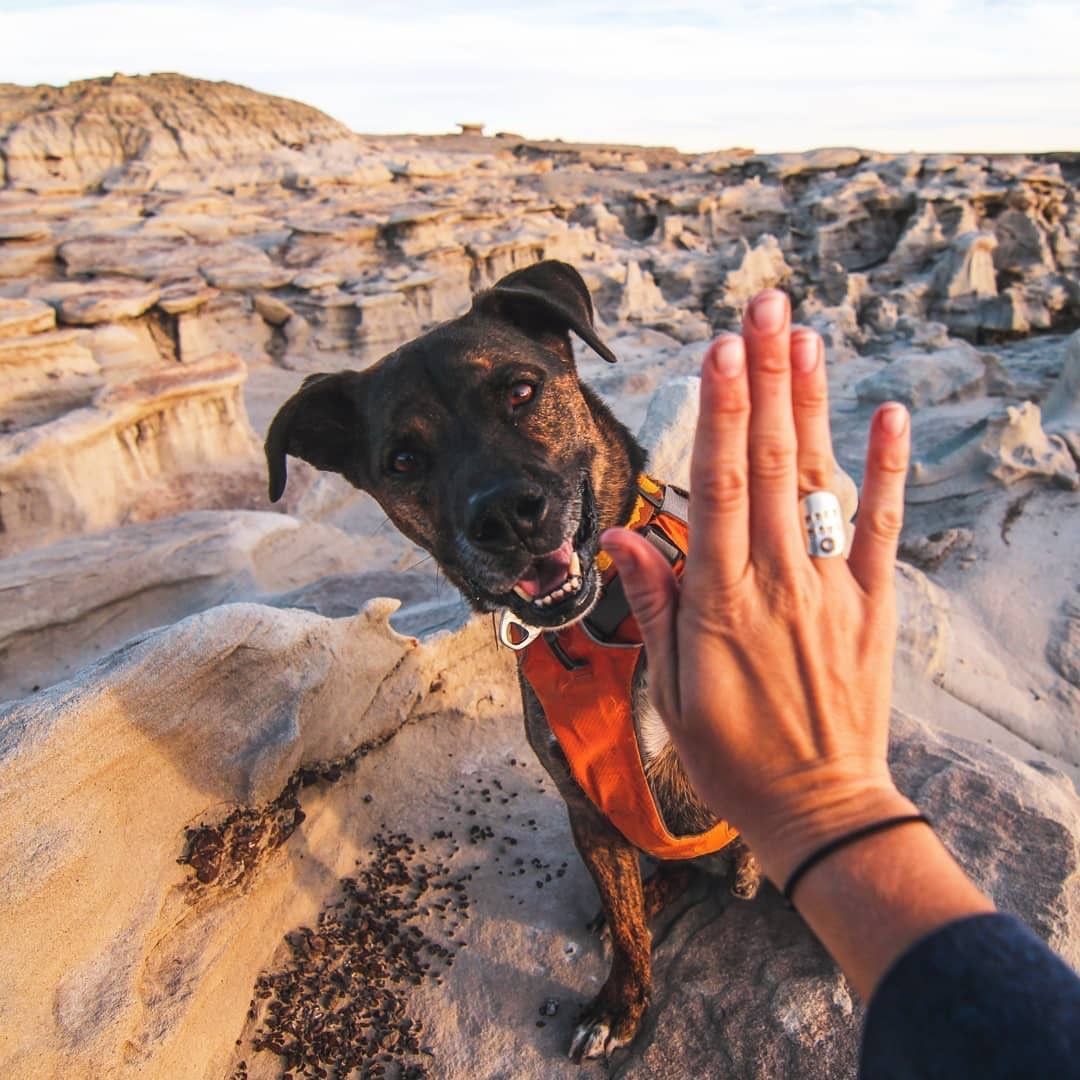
[0,72,355,191]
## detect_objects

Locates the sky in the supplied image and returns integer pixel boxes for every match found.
[2,0,1078,154]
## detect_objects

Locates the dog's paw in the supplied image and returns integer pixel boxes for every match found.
[568,1001,643,1063]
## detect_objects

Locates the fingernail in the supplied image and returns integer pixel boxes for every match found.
[711,336,745,378]
[791,331,819,373]
[880,403,908,436]
[749,290,788,334]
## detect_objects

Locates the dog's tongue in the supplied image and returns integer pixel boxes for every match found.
[513,539,574,599]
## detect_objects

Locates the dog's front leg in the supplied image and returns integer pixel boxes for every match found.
[519,672,651,1061]
[566,804,651,1062]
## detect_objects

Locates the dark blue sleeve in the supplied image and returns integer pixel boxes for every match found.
[860,913,1080,1079]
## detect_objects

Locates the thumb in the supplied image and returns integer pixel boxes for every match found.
[601,527,681,719]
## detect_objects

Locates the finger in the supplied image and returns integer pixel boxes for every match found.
[601,527,681,718]
[848,403,910,595]
[743,291,802,561]
[687,334,751,590]
[790,329,836,495]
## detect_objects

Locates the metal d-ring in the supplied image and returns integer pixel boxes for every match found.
[497,608,543,651]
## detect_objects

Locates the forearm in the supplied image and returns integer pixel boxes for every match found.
[773,817,995,1000]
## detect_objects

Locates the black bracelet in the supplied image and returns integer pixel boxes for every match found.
[782,813,932,904]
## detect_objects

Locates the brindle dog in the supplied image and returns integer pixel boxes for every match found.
[266,260,759,1062]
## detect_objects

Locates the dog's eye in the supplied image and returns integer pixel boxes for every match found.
[390,450,421,475]
[508,382,535,409]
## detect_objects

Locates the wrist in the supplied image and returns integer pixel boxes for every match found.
[735,770,918,888]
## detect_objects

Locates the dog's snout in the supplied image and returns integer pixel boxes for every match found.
[466,482,549,551]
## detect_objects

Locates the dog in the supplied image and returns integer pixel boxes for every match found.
[265,260,760,1062]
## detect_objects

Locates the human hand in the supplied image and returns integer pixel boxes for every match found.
[602,290,916,886]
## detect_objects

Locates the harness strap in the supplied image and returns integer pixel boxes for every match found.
[520,475,738,860]
[583,481,689,643]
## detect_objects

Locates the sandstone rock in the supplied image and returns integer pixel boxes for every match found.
[202,258,294,291]
[768,147,864,178]
[176,295,274,366]
[994,208,1053,271]
[83,321,167,371]
[57,279,161,325]
[898,527,975,572]
[59,234,202,280]
[573,201,624,242]
[1048,593,1080,689]
[2,589,1075,1080]
[908,401,1078,503]
[722,234,791,309]
[354,291,424,351]
[811,172,914,272]
[984,403,1078,488]
[0,73,355,191]
[855,342,989,409]
[887,202,948,273]
[0,599,516,1078]
[386,154,478,180]
[0,354,263,555]
[0,237,55,277]
[157,279,220,315]
[0,511,405,702]
[0,328,101,431]
[617,260,667,323]
[0,296,55,339]
[1042,329,1080,459]
[0,219,51,241]
[888,710,1080,964]
[253,293,294,326]
[291,268,342,290]
[636,375,702,488]
[933,231,999,299]
[894,562,952,681]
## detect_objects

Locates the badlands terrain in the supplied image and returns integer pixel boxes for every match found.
[0,74,1078,1078]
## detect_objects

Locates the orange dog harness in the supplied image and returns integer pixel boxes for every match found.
[519,476,739,860]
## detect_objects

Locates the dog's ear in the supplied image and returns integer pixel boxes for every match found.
[265,371,366,502]
[473,260,616,364]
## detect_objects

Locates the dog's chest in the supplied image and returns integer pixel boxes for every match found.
[541,671,670,766]
[632,680,671,764]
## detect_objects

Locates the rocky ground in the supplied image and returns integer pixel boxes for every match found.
[0,74,1078,1079]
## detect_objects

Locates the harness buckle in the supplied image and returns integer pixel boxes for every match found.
[496,609,543,651]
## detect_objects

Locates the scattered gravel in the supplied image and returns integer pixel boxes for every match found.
[235,831,470,1079]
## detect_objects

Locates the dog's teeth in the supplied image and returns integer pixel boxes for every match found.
[513,585,531,601]
[533,597,545,607]
[570,552,581,578]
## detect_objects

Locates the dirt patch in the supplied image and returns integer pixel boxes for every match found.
[232,831,471,1079]
[179,779,306,891]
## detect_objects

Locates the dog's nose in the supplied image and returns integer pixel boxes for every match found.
[466,482,549,551]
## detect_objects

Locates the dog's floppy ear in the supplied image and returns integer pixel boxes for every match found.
[265,371,365,502]
[473,260,616,364]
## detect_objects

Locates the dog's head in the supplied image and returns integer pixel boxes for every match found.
[266,260,644,628]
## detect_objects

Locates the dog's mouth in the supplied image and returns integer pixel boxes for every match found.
[510,538,583,607]
[498,479,601,628]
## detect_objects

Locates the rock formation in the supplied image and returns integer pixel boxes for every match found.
[0,73,357,191]
[0,73,1078,1078]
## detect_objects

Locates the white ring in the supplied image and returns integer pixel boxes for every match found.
[801,490,845,559]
